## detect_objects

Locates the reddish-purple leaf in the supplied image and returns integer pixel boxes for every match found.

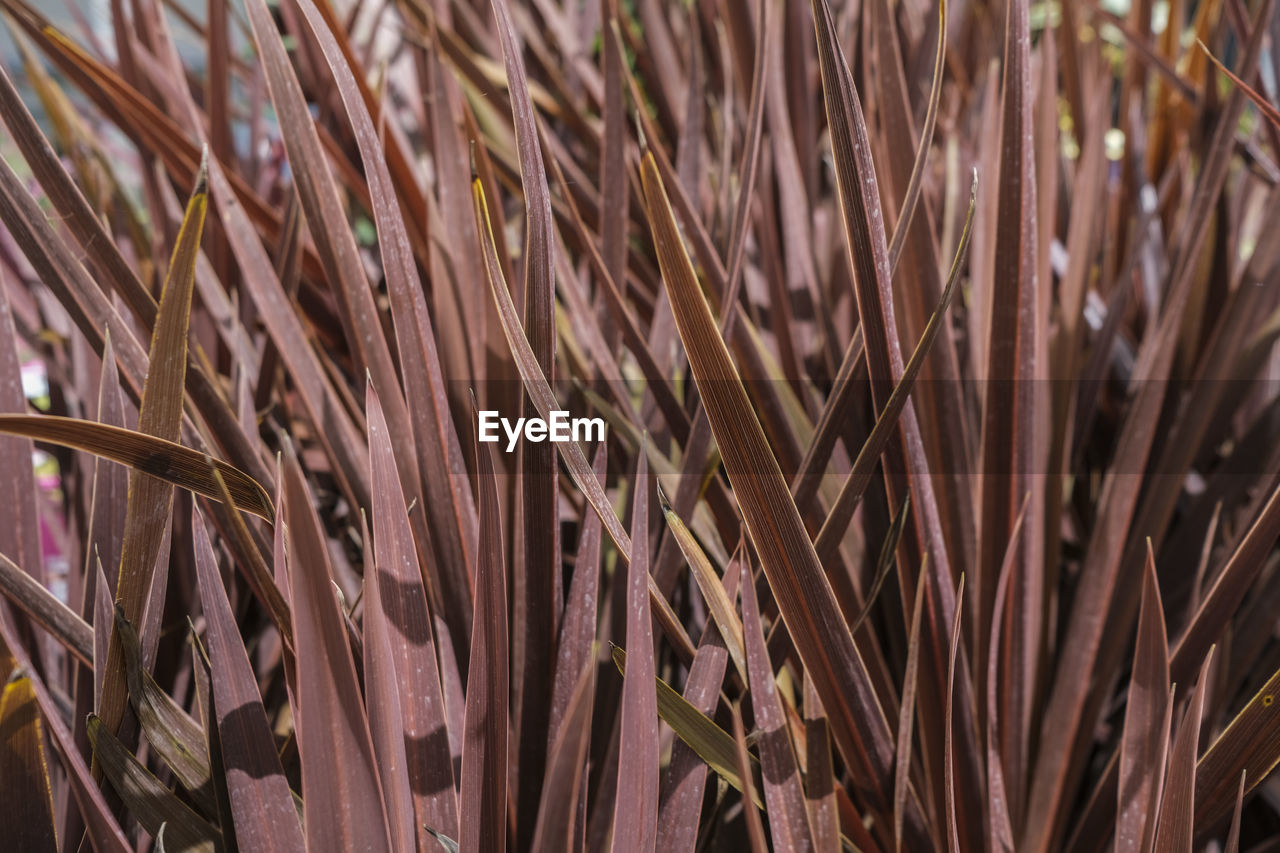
[657,557,742,853]
[365,381,459,843]
[530,656,596,853]
[192,506,304,853]
[0,550,91,665]
[470,168,696,663]
[241,0,421,516]
[0,275,43,614]
[282,447,394,853]
[741,566,815,853]
[1024,5,1275,844]
[987,498,1030,853]
[803,674,839,853]
[1152,649,1214,852]
[611,450,658,853]
[896,561,930,853]
[1117,544,1171,853]
[732,702,769,853]
[1224,770,1246,853]
[944,575,965,853]
[1173,480,1280,685]
[549,444,607,746]
[291,0,478,649]
[487,0,562,829]
[977,0,1043,819]
[459,432,509,853]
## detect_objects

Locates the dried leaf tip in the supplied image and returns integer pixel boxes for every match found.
[656,479,672,514]
[111,601,129,632]
[634,109,647,152]
[469,140,478,180]
[193,145,209,197]
[970,167,979,202]
[424,826,459,852]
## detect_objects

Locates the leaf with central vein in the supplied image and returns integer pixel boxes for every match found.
[1196,657,1280,827]
[530,649,595,853]
[1116,545,1170,853]
[282,447,394,853]
[611,451,659,853]
[658,555,743,851]
[0,551,91,665]
[0,415,272,519]
[658,483,746,680]
[638,147,911,838]
[366,381,459,842]
[97,153,207,742]
[612,646,764,809]
[191,506,304,853]
[1153,650,1214,852]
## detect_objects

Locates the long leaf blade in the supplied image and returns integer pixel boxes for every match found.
[191,507,304,853]
[282,447,394,853]
[638,145,910,838]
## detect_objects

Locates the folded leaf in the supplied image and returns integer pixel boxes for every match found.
[0,671,57,852]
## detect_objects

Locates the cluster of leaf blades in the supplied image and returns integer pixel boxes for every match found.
[2,0,1280,851]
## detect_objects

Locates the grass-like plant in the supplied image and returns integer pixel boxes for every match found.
[0,0,1278,850]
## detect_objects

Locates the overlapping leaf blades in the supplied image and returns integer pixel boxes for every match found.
[1,0,1280,851]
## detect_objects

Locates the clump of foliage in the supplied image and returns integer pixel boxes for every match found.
[1,0,1280,850]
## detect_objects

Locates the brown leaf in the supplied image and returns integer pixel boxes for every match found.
[977,0,1044,818]
[1195,660,1280,827]
[282,447,394,853]
[0,672,57,853]
[365,381,458,842]
[1153,649,1214,852]
[530,654,596,853]
[741,565,815,852]
[0,550,91,666]
[191,506,304,853]
[1116,544,1171,853]
[944,575,965,853]
[611,450,659,853]
[459,428,509,853]
[0,415,272,520]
